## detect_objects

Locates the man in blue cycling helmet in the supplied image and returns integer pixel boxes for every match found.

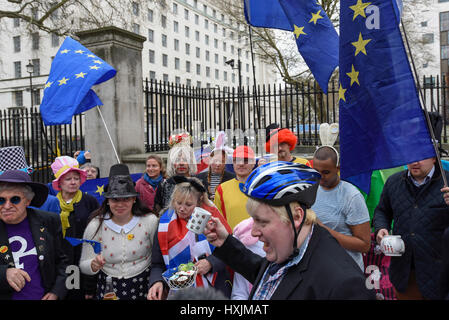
[205,161,375,300]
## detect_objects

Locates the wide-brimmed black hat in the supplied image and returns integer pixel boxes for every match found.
[0,170,48,207]
[103,164,139,199]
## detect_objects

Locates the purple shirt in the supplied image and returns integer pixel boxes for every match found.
[5,217,45,300]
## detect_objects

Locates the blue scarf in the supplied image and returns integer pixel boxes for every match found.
[144,173,163,189]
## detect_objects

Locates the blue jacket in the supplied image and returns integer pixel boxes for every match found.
[373,167,449,299]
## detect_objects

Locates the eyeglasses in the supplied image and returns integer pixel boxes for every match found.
[0,196,23,206]
[109,197,134,203]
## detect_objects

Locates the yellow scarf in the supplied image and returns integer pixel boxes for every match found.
[57,190,83,238]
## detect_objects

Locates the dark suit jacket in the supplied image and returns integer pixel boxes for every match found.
[441,226,449,299]
[0,208,69,300]
[213,224,375,300]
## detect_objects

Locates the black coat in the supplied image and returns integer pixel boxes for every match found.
[195,170,235,198]
[373,167,449,299]
[213,224,375,300]
[0,208,69,300]
[441,226,449,299]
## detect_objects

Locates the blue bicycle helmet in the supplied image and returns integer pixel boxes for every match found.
[240,161,321,208]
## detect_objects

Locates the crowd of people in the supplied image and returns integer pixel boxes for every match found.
[2,124,449,301]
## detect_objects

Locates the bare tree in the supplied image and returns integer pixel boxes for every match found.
[0,0,157,36]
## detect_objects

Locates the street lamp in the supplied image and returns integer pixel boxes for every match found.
[225,59,243,130]
[26,60,34,108]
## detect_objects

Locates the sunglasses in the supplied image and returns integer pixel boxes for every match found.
[0,196,23,206]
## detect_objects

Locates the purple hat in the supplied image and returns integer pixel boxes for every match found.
[0,170,49,207]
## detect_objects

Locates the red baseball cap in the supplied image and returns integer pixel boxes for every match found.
[233,145,255,159]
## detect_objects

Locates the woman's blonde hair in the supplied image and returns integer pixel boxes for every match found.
[246,198,316,226]
[169,177,214,209]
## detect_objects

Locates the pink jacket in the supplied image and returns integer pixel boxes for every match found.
[135,177,158,211]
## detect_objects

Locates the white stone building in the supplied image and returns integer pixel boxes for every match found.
[0,0,278,111]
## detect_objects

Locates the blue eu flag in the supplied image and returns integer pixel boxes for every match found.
[339,0,435,193]
[40,37,116,126]
[244,0,339,93]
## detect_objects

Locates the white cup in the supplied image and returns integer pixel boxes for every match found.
[380,235,405,256]
[186,207,212,235]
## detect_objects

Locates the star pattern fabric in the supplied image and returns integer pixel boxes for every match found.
[40,37,116,125]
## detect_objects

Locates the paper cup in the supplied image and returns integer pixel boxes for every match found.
[187,207,212,235]
[380,235,405,256]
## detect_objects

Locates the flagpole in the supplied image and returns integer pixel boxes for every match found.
[401,20,448,187]
[248,25,261,131]
[96,105,120,164]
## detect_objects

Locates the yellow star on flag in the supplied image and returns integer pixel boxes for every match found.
[293,25,307,39]
[75,72,87,78]
[309,10,323,25]
[90,65,100,70]
[349,0,371,21]
[87,54,96,58]
[351,32,371,56]
[346,65,360,86]
[44,82,52,89]
[60,49,70,54]
[339,84,347,102]
[58,77,69,86]
[95,185,105,196]
[75,50,84,54]
[93,60,103,64]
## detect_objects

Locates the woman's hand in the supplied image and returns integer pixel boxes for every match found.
[6,268,30,292]
[147,282,164,300]
[91,254,106,273]
[195,258,212,275]
[204,217,229,248]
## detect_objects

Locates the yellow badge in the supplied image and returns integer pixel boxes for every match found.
[0,246,8,254]
[127,234,134,241]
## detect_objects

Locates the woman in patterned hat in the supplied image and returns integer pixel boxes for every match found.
[79,164,159,300]
[50,155,100,300]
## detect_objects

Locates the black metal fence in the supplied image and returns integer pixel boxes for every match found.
[0,75,446,183]
[144,75,448,152]
[0,107,84,183]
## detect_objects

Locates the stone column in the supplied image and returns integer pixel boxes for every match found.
[76,27,146,176]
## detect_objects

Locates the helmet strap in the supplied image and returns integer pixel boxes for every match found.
[285,204,307,259]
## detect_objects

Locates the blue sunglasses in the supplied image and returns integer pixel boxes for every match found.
[0,196,23,205]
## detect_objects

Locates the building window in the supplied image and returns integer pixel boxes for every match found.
[148,9,154,22]
[33,89,41,105]
[51,33,59,47]
[163,74,169,83]
[205,35,209,45]
[149,71,156,80]
[196,47,200,58]
[203,4,207,14]
[195,31,200,41]
[175,57,180,70]
[224,71,228,81]
[231,45,234,54]
[148,29,154,42]
[185,26,190,37]
[442,45,449,59]
[215,54,219,64]
[185,43,190,55]
[196,64,201,75]
[14,61,21,78]
[215,69,219,80]
[206,66,210,77]
[421,21,428,27]
[132,23,140,34]
[195,14,199,25]
[14,91,23,107]
[223,42,227,51]
[173,3,178,14]
[174,21,179,33]
[206,50,210,61]
[174,39,179,51]
[422,33,434,44]
[213,9,217,18]
[149,50,155,63]
[175,76,181,84]
[197,81,201,88]
[441,12,449,32]
[13,18,20,27]
[132,2,139,15]
[186,61,191,73]
[186,79,192,87]
[162,54,168,67]
[184,9,189,20]
[31,33,39,50]
[161,15,167,28]
[214,24,218,33]
[204,19,209,29]
[32,59,40,76]
[194,0,198,8]
[214,38,218,49]
[162,34,167,47]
